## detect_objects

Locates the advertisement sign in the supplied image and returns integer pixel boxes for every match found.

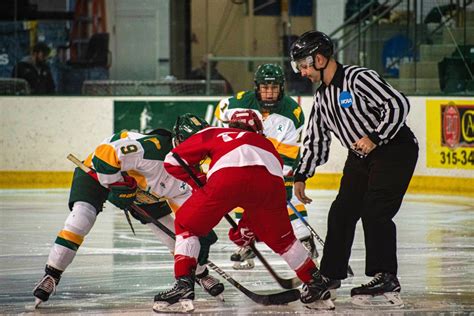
[114,100,218,133]
[426,100,474,169]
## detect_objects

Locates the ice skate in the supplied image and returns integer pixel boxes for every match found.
[230,246,256,270]
[32,265,61,308]
[301,270,334,310]
[322,275,341,300]
[196,268,225,301]
[351,272,403,307]
[300,236,319,259]
[153,276,195,313]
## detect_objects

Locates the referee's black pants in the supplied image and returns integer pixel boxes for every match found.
[320,126,418,279]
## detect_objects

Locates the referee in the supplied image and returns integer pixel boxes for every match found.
[290,31,418,305]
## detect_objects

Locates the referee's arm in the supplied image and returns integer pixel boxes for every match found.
[355,69,410,146]
[294,100,332,183]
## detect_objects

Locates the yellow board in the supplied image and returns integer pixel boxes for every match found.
[305,173,473,197]
[0,171,73,189]
[426,99,474,169]
[1,171,472,197]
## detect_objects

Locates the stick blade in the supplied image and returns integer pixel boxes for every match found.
[262,289,300,305]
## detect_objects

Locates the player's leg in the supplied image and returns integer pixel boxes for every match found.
[153,176,233,313]
[284,174,318,259]
[195,230,224,299]
[242,168,333,310]
[33,168,108,307]
[352,137,417,307]
[230,189,317,270]
[130,201,176,252]
[229,207,256,270]
[165,185,225,298]
[288,196,318,259]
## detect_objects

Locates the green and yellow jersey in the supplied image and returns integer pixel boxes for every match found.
[215,90,305,176]
[84,131,190,209]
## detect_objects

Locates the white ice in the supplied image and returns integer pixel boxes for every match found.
[0,189,473,315]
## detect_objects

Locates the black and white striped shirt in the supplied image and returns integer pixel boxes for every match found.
[295,62,411,181]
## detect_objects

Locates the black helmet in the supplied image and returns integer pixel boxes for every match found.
[173,113,210,145]
[254,63,285,109]
[290,31,333,73]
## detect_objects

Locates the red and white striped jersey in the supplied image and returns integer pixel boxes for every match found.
[164,127,284,188]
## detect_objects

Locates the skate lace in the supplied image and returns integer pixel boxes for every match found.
[197,275,218,291]
[362,273,384,288]
[237,246,251,256]
[161,280,182,295]
[33,275,57,296]
[302,283,308,293]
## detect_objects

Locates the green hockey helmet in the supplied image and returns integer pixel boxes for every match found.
[254,63,285,109]
[173,113,210,145]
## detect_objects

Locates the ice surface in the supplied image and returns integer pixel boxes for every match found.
[0,189,473,315]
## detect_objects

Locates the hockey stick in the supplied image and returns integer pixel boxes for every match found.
[287,200,354,277]
[67,153,300,305]
[171,152,302,290]
[128,205,300,306]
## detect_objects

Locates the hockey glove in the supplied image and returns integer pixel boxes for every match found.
[228,226,255,247]
[284,175,294,201]
[108,175,138,210]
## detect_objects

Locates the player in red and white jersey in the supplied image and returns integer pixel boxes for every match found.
[153,111,333,313]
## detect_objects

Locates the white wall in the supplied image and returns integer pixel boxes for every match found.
[316,0,345,36]
[0,96,472,179]
[0,97,113,171]
[108,0,169,80]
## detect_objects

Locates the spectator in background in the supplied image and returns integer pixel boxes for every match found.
[188,53,233,95]
[12,42,55,94]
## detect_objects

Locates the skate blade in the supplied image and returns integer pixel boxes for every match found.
[152,299,194,313]
[232,259,255,270]
[305,299,335,310]
[215,294,225,302]
[329,289,337,301]
[351,292,404,308]
[34,298,43,309]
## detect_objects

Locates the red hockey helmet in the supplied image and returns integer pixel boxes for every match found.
[229,110,264,135]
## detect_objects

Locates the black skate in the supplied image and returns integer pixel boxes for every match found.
[351,272,403,307]
[322,275,341,300]
[153,276,195,313]
[33,265,62,308]
[196,268,225,301]
[230,246,256,270]
[300,236,319,259]
[301,270,334,310]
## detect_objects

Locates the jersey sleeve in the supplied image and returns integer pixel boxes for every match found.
[214,91,252,125]
[214,97,232,124]
[294,96,332,182]
[354,69,410,146]
[278,123,304,175]
[90,131,136,187]
[164,130,210,189]
[91,143,124,187]
[273,101,305,176]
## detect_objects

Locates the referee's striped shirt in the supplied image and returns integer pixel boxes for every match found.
[295,62,411,182]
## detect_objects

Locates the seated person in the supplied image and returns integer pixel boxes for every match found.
[12,42,55,94]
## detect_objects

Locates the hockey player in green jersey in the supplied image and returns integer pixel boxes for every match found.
[33,129,224,308]
[214,63,318,269]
